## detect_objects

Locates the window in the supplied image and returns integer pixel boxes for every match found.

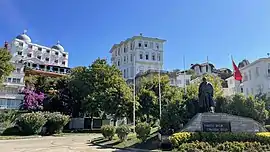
[27,53,32,57]
[16,78,20,84]
[130,43,133,50]
[46,50,50,53]
[156,43,159,49]
[45,58,49,61]
[117,60,120,66]
[37,56,41,60]
[28,44,32,48]
[62,61,65,65]
[158,54,161,61]
[124,69,126,78]
[240,87,243,93]
[244,72,248,81]
[248,70,251,80]
[268,63,270,75]
[144,42,148,48]
[146,53,149,60]
[152,53,156,61]
[38,47,42,51]
[55,60,58,63]
[17,51,22,55]
[124,56,126,62]
[19,42,23,46]
[256,67,260,76]
[7,78,11,83]
[118,48,120,55]
[12,78,16,83]
[206,65,209,72]
[55,52,59,55]
[186,79,190,85]
[138,43,142,47]
[124,47,127,53]
[150,42,153,48]
[63,54,66,57]
[130,54,133,62]
[140,53,143,59]
[246,88,249,95]
[16,68,20,73]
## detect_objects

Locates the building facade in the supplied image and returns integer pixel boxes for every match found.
[226,58,270,96]
[0,31,70,109]
[190,63,215,76]
[110,34,166,80]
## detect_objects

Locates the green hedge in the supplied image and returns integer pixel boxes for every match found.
[101,125,115,140]
[170,132,270,147]
[265,125,270,131]
[135,122,151,141]
[174,141,270,152]
[116,125,130,141]
[43,112,70,135]
[16,112,47,135]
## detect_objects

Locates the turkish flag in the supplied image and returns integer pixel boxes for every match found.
[232,59,242,81]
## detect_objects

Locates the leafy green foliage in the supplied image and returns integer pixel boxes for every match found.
[0,48,15,84]
[116,125,130,142]
[135,122,151,141]
[16,112,47,135]
[169,132,270,147]
[101,125,116,140]
[217,94,269,123]
[176,141,270,152]
[2,126,22,135]
[43,112,70,134]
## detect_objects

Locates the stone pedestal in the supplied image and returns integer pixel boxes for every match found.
[182,113,267,133]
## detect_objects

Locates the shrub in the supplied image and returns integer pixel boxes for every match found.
[16,112,46,135]
[170,132,270,147]
[116,125,130,142]
[265,125,270,131]
[135,122,151,141]
[43,112,70,135]
[101,125,115,140]
[175,141,270,152]
[2,126,22,135]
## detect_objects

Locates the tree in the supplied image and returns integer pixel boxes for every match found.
[22,88,45,111]
[0,48,15,84]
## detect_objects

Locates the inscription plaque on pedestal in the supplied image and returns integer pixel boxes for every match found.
[202,122,231,132]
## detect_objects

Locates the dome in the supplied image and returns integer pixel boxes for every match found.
[52,41,64,52]
[16,30,31,43]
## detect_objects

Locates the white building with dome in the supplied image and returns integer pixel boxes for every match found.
[0,30,70,109]
[110,34,166,80]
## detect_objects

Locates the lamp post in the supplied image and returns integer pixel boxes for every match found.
[133,54,136,133]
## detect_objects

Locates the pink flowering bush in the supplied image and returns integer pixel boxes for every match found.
[22,88,45,111]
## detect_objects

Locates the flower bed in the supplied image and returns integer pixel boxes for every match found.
[169,132,270,147]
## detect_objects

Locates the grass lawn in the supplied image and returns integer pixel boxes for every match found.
[91,127,160,151]
[0,135,41,140]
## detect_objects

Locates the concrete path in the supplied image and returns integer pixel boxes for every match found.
[0,134,130,152]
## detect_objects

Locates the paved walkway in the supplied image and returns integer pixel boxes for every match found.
[0,134,129,152]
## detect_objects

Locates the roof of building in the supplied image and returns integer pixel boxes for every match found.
[52,41,65,52]
[16,31,32,43]
[109,34,166,53]
[239,58,270,71]
[190,62,215,69]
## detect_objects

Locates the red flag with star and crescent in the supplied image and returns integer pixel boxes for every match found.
[232,58,242,81]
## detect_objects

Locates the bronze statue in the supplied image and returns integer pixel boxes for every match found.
[198,77,215,113]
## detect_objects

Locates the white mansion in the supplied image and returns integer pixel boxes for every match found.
[226,58,270,96]
[0,31,70,109]
[110,34,166,80]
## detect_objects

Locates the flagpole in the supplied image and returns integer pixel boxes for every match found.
[133,54,136,133]
[183,55,186,95]
[158,60,161,123]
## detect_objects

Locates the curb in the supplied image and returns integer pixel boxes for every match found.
[90,138,161,152]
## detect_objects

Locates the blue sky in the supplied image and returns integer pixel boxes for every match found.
[1,0,270,71]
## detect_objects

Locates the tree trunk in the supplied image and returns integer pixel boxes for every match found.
[90,114,94,130]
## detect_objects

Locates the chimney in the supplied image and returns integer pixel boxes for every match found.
[4,41,8,49]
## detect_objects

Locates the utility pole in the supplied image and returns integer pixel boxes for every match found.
[183,55,186,95]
